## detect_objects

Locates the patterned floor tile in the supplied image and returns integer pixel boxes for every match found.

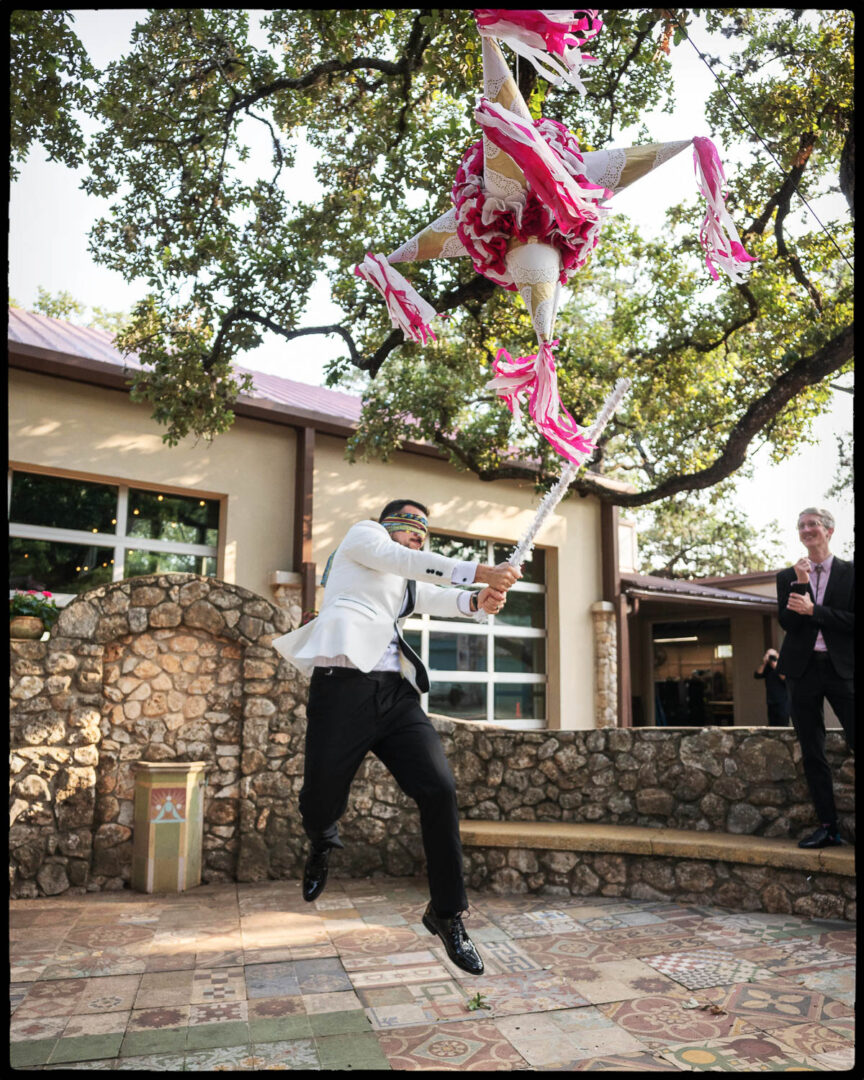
[430,937,548,980]
[823,1015,855,1039]
[133,970,193,1009]
[640,949,776,990]
[348,962,452,989]
[11,1014,69,1043]
[294,956,353,993]
[516,931,630,968]
[302,989,364,1014]
[244,960,299,998]
[560,959,681,1005]
[62,1010,129,1037]
[316,1029,391,1066]
[491,909,585,938]
[812,1045,855,1070]
[195,947,245,968]
[574,911,667,931]
[142,950,196,973]
[567,1049,684,1070]
[766,1019,856,1059]
[11,983,31,1015]
[15,979,88,1018]
[183,1044,257,1070]
[112,1051,187,1070]
[669,979,854,1031]
[365,978,472,1029]
[458,969,591,1016]
[730,938,850,976]
[189,999,248,1025]
[186,1018,251,1051]
[377,1017,528,1069]
[72,974,142,1015]
[127,1004,190,1031]
[248,1037,320,1069]
[47,1031,125,1064]
[598,993,762,1049]
[289,942,340,961]
[656,1030,823,1071]
[40,951,148,980]
[699,914,827,943]
[810,929,856,957]
[329,925,427,957]
[785,962,856,1006]
[341,949,437,972]
[495,1007,650,1066]
[63,924,155,952]
[10,954,56,983]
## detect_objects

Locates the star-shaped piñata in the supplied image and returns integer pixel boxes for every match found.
[355,10,755,466]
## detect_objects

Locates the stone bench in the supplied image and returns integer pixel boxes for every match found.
[458,820,855,920]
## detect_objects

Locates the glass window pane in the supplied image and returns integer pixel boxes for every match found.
[494,636,545,673]
[10,538,115,594]
[127,489,219,545]
[429,632,487,672]
[494,683,546,721]
[124,550,215,578]
[495,590,545,628]
[429,533,487,563]
[493,543,545,584]
[10,471,117,534]
[404,629,422,653]
[428,680,487,722]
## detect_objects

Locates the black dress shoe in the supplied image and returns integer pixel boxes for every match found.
[798,825,846,849]
[302,847,330,902]
[422,903,484,975]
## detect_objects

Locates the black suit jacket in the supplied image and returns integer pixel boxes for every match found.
[776,557,855,680]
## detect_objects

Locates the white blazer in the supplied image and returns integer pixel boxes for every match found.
[271,520,475,682]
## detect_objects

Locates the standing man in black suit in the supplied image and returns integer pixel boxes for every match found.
[776,507,854,848]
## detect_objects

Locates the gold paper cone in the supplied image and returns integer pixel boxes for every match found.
[505,239,562,344]
[481,37,531,198]
[581,140,693,196]
[388,208,467,264]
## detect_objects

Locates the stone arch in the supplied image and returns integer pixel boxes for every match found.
[16,573,304,894]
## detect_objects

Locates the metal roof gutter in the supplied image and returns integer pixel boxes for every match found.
[622,585,775,613]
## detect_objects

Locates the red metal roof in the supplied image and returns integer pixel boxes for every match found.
[8,305,362,424]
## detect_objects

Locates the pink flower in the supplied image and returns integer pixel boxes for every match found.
[42,591,53,598]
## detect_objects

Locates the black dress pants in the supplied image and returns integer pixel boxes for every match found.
[299,667,468,914]
[786,652,855,826]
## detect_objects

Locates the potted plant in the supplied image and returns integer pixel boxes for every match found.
[9,590,60,640]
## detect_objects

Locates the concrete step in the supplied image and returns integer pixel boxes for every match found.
[459,820,855,876]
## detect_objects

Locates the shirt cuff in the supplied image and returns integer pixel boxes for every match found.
[456,591,475,616]
[451,561,477,585]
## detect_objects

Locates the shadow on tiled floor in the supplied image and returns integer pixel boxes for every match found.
[10,875,856,1070]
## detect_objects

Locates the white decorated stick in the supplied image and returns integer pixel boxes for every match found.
[476,377,631,623]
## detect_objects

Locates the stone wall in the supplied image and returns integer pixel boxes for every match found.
[461,848,855,921]
[9,575,855,914]
[10,574,303,898]
[440,724,854,842]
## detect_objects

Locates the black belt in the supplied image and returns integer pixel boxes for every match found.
[313,666,402,681]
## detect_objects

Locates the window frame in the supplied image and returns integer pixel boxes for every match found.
[405,533,547,730]
[8,465,224,605]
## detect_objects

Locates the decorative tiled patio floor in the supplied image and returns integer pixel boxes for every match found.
[9,876,855,1070]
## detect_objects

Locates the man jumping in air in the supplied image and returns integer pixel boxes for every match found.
[272,499,521,974]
